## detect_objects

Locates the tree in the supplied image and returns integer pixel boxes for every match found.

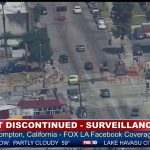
[111,2,134,40]
[33,4,42,23]
[22,27,53,64]
[139,2,146,11]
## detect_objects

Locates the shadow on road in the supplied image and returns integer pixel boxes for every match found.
[141,45,150,53]
[102,47,124,54]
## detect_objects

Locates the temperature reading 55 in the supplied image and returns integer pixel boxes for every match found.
[61,140,70,145]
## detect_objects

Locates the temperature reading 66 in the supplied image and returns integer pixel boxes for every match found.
[61,140,70,145]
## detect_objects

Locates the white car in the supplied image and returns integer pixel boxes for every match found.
[73,6,82,14]
[97,21,106,29]
[96,19,105,24]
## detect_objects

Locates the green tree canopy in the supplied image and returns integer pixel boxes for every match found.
[33,4,42,23]
[111,2,134,40]
[23,27,53,63]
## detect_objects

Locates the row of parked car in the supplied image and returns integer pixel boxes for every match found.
[72,3,109,118]
[87,2,106,29]
[0,58,43,74]
[73,2,106,29]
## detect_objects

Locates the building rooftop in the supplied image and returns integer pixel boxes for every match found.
[0,2,27,15]
[19,93,67,109]
[0,105,18,111]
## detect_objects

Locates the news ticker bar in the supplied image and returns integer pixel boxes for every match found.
[0,131,150,147]
[1,120,150,131]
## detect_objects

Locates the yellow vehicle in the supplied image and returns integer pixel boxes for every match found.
[68,75,79,85]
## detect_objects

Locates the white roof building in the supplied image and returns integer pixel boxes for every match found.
[0,2,27,15]
[0,2,28,35]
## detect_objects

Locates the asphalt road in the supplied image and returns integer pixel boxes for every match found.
[0,2,150,150]
[27,2,149,120]
[39,2,123,119]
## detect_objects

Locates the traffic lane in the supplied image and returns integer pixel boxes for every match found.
[60,2,96,79]
[51,80,118,119]
[44,2,100,79]
[83,81,146,119]
[42,2,125,119]
[60,79,146,119]
[42,1,101,113]
[90,94,145,119]
[45,2,87,77]
[74,2,118,72]
[79,82,124,119]
[61,6,100,79]
[41,2,77,76]
[90,81,146,101]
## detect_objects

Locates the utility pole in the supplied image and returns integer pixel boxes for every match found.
[78,80,83,119]
[69,85,72,115]
[39,43,42,71]
[78,81,82,107]
[25,43,29,72]
[1,2,8,70]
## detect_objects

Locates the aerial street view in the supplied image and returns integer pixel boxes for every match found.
[0,1,150,150]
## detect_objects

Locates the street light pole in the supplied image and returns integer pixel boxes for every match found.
[69,85,72,115]
[78,81,82,108]
[25,43,29,72]
[78,80,83,119]
[39,43,42,70]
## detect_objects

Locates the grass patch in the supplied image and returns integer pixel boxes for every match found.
[131,15,147,25]
[98,2,109,18]
[132,2,145,16]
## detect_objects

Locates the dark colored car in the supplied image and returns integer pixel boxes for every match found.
[87,2,97,9]
[67,89,80,102]
[59,54,68,63]
[130,106,140,117]
[100,89,110,98]
[134,27,145,40]
[94,15,103,23]
[132,44,143,56]
[40,6,47,15]
[76,45,85,52]
[114,61,128,76]
[93,10,101,18]
[84,62,93,70]
[76,106,87,118]
[0,65,25,74]
[91,7,100,14]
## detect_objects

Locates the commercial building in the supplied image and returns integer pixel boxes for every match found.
[18,89,71,119]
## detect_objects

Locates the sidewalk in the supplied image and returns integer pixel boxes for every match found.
[105,2,150,119]
[105,2,146,70]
